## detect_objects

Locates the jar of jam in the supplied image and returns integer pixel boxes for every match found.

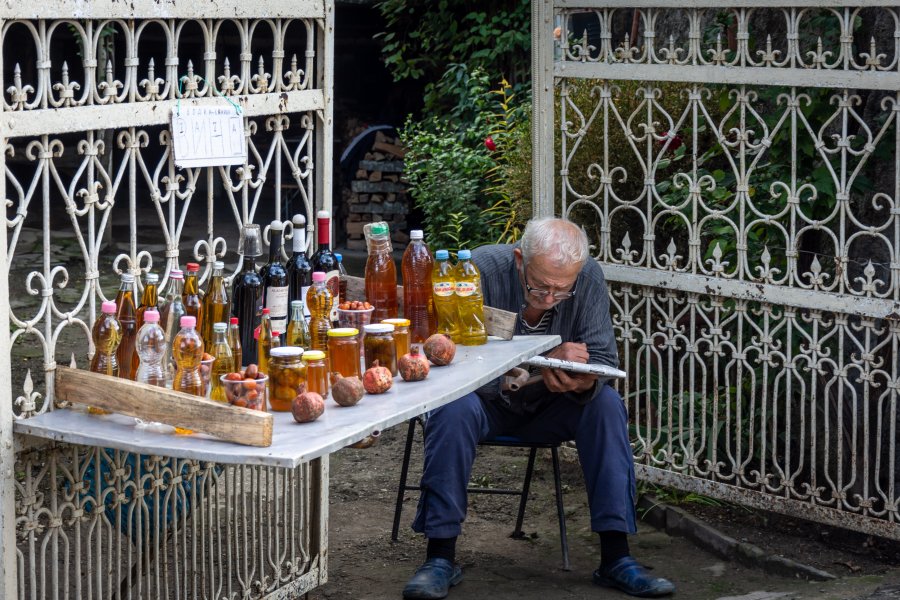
[382,318,410,360]
[302,350,329,398]
[268,346,306,411]
[363,323,397,376]
[327,327,360,378]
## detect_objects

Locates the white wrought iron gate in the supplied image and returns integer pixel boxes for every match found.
[534,1,900,539]
[0,1,334,598]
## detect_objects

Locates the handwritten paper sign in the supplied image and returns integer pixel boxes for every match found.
[171,106,247,168]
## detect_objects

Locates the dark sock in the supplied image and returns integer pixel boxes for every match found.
[599,531,629,565]
[426,536,457,563]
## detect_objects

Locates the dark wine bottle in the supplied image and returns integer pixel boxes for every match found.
[232,224,263,366]
[310,210,339,322]
[260,220,289,336]
[286,213,313,317]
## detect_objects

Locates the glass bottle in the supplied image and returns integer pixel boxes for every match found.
[201,260,230,350]
[232,224,263,367]
[260,220,290,335]
[88,300,122,414]
[310,210,339,321]
[287,213,313,318]
[172,315,204,434]
[115,273,138,380]
[454,249,487,346]
[209,322,234,403]
[335,252,348,314]
[135,272,159,332]
[432,250,460,340]
[135,308,167,388]
[183,262,204,335]
[287,299,311,349]
[257,307,274,376]
[306,271,332,352]
[228,317,243,369]
[364,221,398,322]
[160,269,186,387]
[401,230,435,343]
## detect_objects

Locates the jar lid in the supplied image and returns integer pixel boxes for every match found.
[302,350,326,361]
[271,346,303,357]
[364,323,394,333]
[328,327,359,337]
[382,318,410,327]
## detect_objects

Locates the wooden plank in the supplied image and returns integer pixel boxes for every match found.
[54,367,273,447]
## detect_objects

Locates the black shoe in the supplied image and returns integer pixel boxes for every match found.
[593,556,675,597]
[402,557,463,599]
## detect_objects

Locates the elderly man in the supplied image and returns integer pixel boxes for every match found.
[402,217,674,599]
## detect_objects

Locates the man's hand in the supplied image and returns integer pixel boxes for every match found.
[541,342,598,393]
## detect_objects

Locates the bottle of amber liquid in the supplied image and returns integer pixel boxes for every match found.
[132,272,159,375]
[172,315,203,434]
[286,300,310,349]
[228,317,243,369]
[310,210,339,321]
[201,261,230,349]
[115,273,138,380]
[160,269,186,387]
[257,307,275,376]
[209,322,234,403]
[306,272,332,352]
[364,222,398,321]
[89,300,122,414]
[183,262,204,335]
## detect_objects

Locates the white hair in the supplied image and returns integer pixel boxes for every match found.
[520,217,589,266]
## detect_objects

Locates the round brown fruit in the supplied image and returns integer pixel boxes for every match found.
[362,361,393,394]
[331,374,366,407]
[398,346,430,382]
[423,334,456,366]
[292,391,325,423]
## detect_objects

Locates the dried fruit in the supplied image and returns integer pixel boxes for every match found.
[292,391,325,423]
[331,373,366,407]
[362,360,393,394]
[423,334,456,366]
[398,346,430,382]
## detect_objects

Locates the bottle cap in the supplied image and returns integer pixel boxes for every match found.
[292,214,306,226]
[170,269,184,279]
[262,308,271,315]
[335,253,343,262]
[302,350,326,361]
[435,250,449,260]
[101,301,117,313]
[143,309,160,323]
[146,273,159,284]
[186,262,200,272]
[410,230,423,240]
[458,249,471,260]
[180,315,196,328]
[213,322,227,333]
[238,224,263,257]
[270,219,284,231]
[121,273,135,283]
[364,323,394,334]
[316,210,330,219]
[382,318,410,327]
[312,272,326,282]
[370,223,389,236]
[271,346,304,358]
[230,317,239,325]
[291,300,303,309]
[213,260,224,270]
[328,327,359,337]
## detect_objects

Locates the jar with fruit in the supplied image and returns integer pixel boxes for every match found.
[268,347,307,412]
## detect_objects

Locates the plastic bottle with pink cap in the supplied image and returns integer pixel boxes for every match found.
[88,300,122,415]
[172,315,204,434]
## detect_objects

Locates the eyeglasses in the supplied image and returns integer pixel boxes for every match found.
[520,262,577,301]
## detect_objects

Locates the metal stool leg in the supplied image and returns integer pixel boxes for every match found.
[551,446,571,571]
[391,418,418,541]
[511,447,538,538]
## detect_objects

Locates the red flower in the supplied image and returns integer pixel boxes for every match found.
[484,136,497,152]
[660,131,683,152]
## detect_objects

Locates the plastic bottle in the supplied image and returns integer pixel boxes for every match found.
[232,224,263,367]
[306,271,332,352]
[257,308,274,376]
[135,272,159,332]
[335,253,348,312]
[364,221,398,321]
[183,262,204,335]
[172,315,203,434]
[260,220,289,334]
[201,261,230,350]
[135,308,167,388]
[401,230,435,343]
[286,214,313,318]
[228,317,243,369]
[115,273,138,380]
[160,269,186,387]
[454,249,487,346]
[310,210,339,321]
[209,322,234,403]
[287,299,311,349]
[88,300,122,414]
[432,250,460,340]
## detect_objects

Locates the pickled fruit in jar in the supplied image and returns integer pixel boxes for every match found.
[268,346,307,411]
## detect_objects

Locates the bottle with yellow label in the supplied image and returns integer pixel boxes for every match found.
[453,249,486,346]
[431,250,460,340]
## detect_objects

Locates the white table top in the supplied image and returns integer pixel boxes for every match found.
[14,335,560,468]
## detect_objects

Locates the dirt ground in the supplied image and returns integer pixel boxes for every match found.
[311,423,900,600]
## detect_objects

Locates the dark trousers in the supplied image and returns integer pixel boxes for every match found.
[411,384,637,539]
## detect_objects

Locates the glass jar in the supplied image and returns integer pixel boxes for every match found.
[327,327,360,378]
[268,346,306,411]
[382,318,410,360]
[302,350,329,398]
[363,323,397,376]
